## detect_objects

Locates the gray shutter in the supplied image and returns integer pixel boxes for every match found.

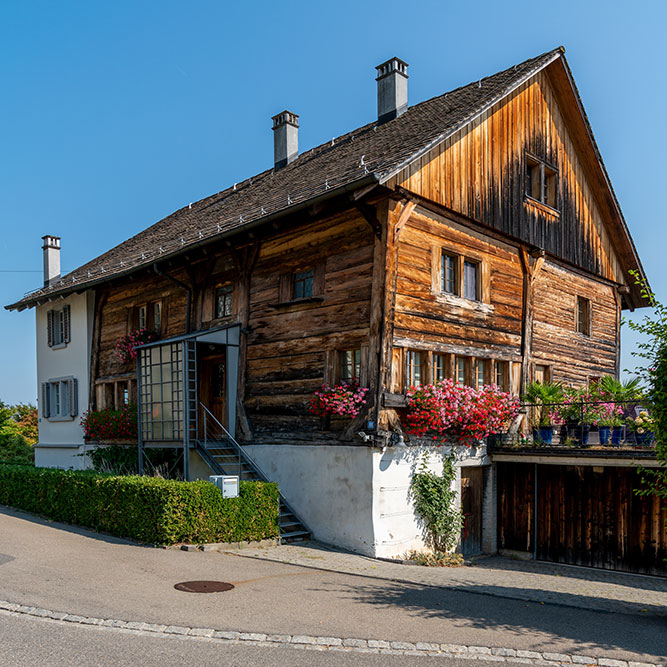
[47,311,54,347]
[68,378,78,417]
[42,382,50,418]
[63,305,71,343]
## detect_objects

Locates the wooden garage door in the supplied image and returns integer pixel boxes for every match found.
[497,463,667,575]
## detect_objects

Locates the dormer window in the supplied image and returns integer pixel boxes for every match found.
[526,154,558,210]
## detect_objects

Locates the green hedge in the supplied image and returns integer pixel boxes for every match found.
[0,465,279,545]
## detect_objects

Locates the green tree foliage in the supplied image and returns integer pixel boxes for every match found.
[624,272,667,506]
[410,452,464,553]
[0,401,36,465]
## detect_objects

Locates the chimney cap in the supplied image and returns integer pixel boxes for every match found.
[42,235,61,248]
[272,110,299,130]
[375,57,409,81]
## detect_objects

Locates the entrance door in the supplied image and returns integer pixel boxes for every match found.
[461,467,483,556]
[199,352,227,438]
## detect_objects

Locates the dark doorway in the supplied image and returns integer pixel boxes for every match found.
[461,467,483,556]
[199,350,227,436]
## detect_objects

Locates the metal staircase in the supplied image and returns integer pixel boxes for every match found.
[196,403,311,543]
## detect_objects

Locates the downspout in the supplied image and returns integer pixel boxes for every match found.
[153,263,192,333]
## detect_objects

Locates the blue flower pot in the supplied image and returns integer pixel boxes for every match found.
[598,426,610,445]
[611,426,623,445]
[571,424,590,446]
[538,426,554,445]
[636,431,654,446]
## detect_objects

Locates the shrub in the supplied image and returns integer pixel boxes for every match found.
[0,433,34,466]
[81,404,138,441]
[410,452,463,553]
[405,380,520,444]
[0,465,279,545]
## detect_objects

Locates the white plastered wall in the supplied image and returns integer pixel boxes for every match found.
[34,290,95,469]
[243,442,491,558]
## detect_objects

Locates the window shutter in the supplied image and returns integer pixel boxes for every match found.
[68,378,78,417]
[278,274,291,303]
[63,305,71,343]
[42,382,50,418]
[47,310,54,347]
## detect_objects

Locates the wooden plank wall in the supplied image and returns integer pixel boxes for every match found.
[497,462,667,576]
[532,261,619,384]
[386,72,623,285]
[391,208,524,391]
[245,210,374,433]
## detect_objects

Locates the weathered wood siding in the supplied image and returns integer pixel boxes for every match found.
[245,210,374,432]
[497,462,667,576]
[387,71,623,284]
[391,207,524,391]
[532,261,619,383]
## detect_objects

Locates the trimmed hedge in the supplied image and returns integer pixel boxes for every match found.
[0,465,279,545]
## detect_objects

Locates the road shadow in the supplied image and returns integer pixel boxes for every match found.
[0,505,150,548]
[311,578,666,659]
[471,555,667,593]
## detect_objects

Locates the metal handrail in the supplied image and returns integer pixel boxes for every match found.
[198,401,311,537]
[199,402,271,483]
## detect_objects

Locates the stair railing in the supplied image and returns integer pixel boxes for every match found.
[199,402,268,481]
[198,401,310,539]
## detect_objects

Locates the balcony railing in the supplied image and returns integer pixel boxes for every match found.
[487,400,657,453]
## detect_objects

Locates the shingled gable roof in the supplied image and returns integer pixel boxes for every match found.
[6,46,644,311]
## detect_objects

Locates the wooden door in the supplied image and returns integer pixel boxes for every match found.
[461,467,484,555]
[199,353,227,435]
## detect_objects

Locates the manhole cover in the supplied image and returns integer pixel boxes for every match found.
[174,581,235,593]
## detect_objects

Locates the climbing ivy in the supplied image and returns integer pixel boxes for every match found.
[410,451,464,553]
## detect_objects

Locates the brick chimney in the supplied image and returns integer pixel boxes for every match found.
[376,57,409,123]
[42,235,61,286]
[272,110,299,169]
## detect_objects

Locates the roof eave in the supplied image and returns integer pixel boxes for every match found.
[5,173,379,312]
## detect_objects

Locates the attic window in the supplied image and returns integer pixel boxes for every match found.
[526,155,558,210]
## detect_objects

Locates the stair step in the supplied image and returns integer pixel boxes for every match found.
[280,530,311,541]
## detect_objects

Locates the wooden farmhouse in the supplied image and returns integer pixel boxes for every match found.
[8,47,665,572]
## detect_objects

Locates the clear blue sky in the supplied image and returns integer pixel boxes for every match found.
[1,0,665,404]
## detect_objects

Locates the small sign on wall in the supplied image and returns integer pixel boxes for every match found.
[209,475,239,498]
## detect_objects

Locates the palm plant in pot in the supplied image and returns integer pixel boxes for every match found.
[522,381,564,445]
[596,376,644,444]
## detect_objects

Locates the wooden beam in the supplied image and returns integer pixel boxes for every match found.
[353,200,382,239]
[393,200,417,243]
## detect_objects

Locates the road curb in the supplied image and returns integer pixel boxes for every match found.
[0,600,661,666]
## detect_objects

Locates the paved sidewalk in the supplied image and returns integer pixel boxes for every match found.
[217,541,667,617]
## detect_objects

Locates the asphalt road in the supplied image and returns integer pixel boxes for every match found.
[0,507,665,664]
[0,612,479,667]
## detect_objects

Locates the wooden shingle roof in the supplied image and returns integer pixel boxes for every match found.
[7,47,644,310]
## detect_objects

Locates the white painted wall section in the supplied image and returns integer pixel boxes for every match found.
[34,290,95,469]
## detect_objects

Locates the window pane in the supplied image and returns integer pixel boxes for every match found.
[294,270,314,299]
[153,302,162,330]
[463,261,478,300]
[433,354,445,382]
[441,254,456,294]
[408,351,422,387]
[495,362,506,390]
[341,349,361,382]
[139,306,147,330]
[216,286,233,318]
[476,360,486,388]
[455,357,465,385]
[61,381,70,416]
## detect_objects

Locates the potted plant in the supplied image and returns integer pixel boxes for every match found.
[556,386,596,446]
[594,402,624,445]
[522,381,563,445]
[627,410,655,446]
